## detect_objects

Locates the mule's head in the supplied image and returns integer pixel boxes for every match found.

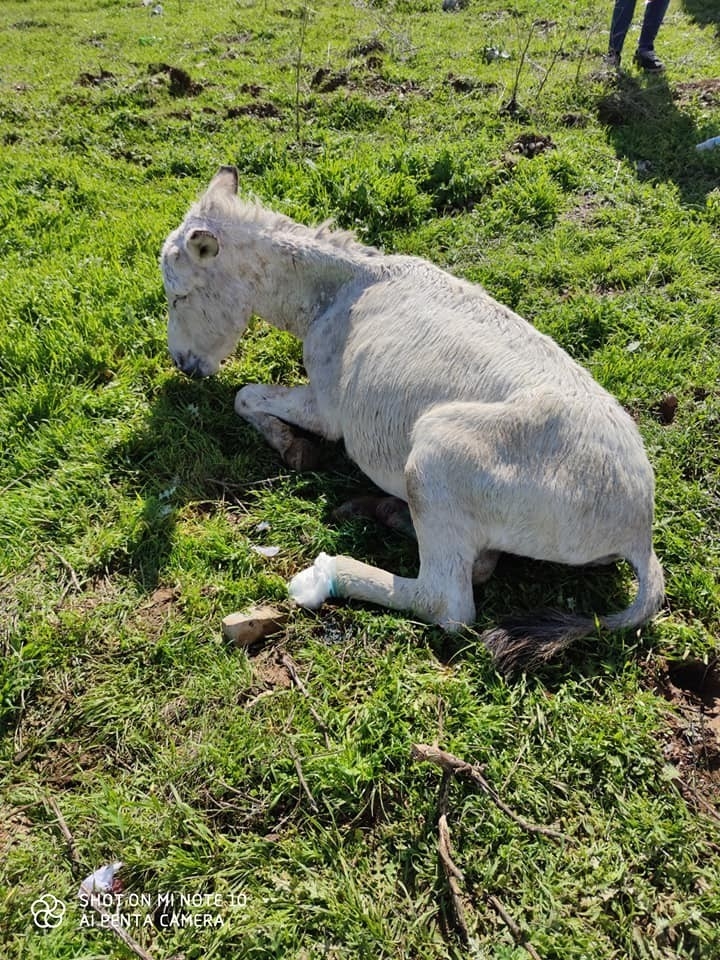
[161,165,251,378]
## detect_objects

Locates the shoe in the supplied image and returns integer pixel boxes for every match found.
[597,50,621,80]
[634,48,665,72]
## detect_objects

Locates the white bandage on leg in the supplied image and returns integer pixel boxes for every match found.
[288,552,338,609]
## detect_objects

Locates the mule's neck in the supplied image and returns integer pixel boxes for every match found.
[243,223,381,340]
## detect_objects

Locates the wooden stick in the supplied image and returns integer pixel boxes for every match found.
[288,744,319,814]
[47,796,83,875]
[435,771,471,944]
[89,903,156,960]
[438,812,470,944]
[46,543,83,593]
[411,744,568,841]
[486,894,542,960]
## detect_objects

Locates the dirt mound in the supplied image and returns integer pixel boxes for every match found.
[647,657,720,818]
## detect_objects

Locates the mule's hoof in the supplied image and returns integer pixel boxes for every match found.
[333,496,385,522]
[288,553,337,609]
[334,496,415,538]
[284,437,322,472]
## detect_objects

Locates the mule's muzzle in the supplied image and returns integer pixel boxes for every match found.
[172,351,209,379]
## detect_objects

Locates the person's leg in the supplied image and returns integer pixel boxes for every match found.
[638,0,671,53]
[609,0,637,56]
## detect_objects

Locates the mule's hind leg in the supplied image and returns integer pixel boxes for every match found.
[235,384,330,471]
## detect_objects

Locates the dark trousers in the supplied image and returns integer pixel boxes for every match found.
[609,0,671,54]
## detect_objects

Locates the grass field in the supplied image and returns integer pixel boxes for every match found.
[1,1,720,957]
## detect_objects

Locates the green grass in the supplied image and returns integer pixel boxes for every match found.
[1,1,720,957]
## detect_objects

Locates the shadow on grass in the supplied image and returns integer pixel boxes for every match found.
[103,371,385,594]
[682,0,720,36]
[596,71,720,204]
[102,375,262,592]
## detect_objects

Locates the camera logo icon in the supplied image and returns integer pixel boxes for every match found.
[31,894,66,929]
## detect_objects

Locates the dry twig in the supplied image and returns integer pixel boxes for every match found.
[288,743,319,813]
[280,653,332,748]
[421,757,547,957]
[485,893,542,960]
[411,743,568,841]
[89,904,157,960]
[437,772,470,944]
[47,796,83,875]
[46,543,83,594]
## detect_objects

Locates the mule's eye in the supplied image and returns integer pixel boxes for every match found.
[172,295,188,309]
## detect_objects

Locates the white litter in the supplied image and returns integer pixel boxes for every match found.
[251,545,280,557]
[288,552,337,608]
[79,862,123,899]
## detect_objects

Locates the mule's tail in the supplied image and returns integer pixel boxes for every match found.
[481,550,665,674]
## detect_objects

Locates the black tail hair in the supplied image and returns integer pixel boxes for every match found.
[482,550,664,675]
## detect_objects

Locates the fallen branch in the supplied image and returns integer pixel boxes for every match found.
[89,903,156,960]
[427,764,545,957]
[46,543,83,594]
[411,743,568,842]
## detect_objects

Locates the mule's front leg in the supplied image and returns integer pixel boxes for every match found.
[235,384,328,472]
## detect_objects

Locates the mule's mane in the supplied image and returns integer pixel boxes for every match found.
[195,191,383,259]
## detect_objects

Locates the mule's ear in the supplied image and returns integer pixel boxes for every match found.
[187,228,220,260]
[206,165,239,197]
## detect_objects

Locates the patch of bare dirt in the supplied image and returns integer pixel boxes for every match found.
[561,112,588,128]
[446,73,498,95]
[249,648,293,692]
[33,741,106,789]
[509,131,555,158]
[674,78,720,107]
[348,37,386,58]
[148,63,203,97]
[0,805,32,859]
[76,69,115,87]
[226,102,280,119]
[646,657,720,817]
[305,63,428,100]
[239,82,264,97]
[61,575,120,618]
[134,586,178,633]
[654,394,679,425]
[564,191,607,225]
[597,89,648,127]
[363,76,427,98]
[311,67,350,93]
